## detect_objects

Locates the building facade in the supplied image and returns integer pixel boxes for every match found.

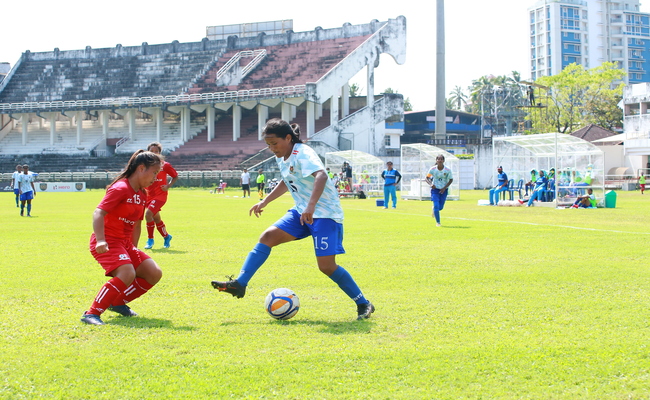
[529,0,650,83]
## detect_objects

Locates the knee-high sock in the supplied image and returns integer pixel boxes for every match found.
[146,222,155,239]
[112,277,154,306]
[156,221,168,238]
[15,194,19,207]
[236,243,271,286]
[87,277,127,316]
[329,266,368,305]
[27,203,31,214]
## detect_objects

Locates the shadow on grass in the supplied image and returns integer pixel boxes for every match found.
[145,249,187,254]
[108,316,196,331]
[439,225,470,229]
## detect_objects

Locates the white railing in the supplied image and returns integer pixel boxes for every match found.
[115,136,129,148]
[215,49,266,81]
[0,84,305,112]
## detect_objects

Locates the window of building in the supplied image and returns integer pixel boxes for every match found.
[384,135,391,147]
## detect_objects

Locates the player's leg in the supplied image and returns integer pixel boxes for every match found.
[390,185,397,208]
[152,210,172,248]
[431,191,441,224]
[26,198,32,216]
[212,212,301,298]
[81,263,135,325]
[144,207,156,249]
[14,189,19,207]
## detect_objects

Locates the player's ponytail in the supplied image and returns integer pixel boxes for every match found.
[108,149,161,189]
[263,118,303,144]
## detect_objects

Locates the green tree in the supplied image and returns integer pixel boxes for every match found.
[528,62,625,133]
[448,86,467,110]
[349,83,362,97]
[383,88,413,111]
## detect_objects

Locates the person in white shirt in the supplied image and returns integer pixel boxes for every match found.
[240,169,251,198]
[212,118,374,320]
[17,164,36,217]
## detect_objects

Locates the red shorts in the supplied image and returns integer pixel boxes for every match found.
[145,194,168,215]
[89,234,151,276]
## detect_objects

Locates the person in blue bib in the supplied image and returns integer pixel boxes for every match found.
[381,161,402,209]
[489,166,508,205]
[526,170,548,207]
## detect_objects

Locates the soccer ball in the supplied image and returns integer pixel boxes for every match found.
[264,288,300,320]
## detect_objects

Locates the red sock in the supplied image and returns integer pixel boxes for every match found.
[156,221,168,237]
[146,222,155,239]
[124,277,154,304]
[87,277,127,316]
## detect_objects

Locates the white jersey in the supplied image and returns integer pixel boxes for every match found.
[17,173,35,193]
[241,172,250,185]
[275,143,344,223]
[427,165,453,189]
[12,171,21,189]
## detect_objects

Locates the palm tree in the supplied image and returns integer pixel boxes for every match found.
[448,86,467,111]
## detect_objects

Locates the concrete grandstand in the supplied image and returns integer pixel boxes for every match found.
[0,17,406,174]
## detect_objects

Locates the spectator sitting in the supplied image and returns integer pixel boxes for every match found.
[570,188,596,208]
[488,166,508,206]
[526,170,548,207]
[525,169,537,196]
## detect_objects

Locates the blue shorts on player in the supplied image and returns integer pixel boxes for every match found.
[273,209,345,257]
[20,191,34,201]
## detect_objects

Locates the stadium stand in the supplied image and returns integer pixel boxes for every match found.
[0,17,406,172]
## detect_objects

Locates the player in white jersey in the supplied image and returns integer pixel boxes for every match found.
[11,164,22,208]
[17,164,36,217]
[212,119,374,320]
[425,154,453,227]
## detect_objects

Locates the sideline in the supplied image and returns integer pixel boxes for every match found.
[346,207,650,236]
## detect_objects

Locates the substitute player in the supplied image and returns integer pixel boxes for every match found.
[81,150,163,325]
[256,168,265,200]
[17,164,36,217]
[425,154,453,227]
[211,119,375,320]
[143,142,178,249]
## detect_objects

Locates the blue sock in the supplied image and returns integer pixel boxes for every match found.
[15,196,19,206]
[236,243,271,286]
[27,204,31,214]
[329,266,368,305]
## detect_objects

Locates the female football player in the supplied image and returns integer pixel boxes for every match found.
[211,118,375,320]
[81,150,164,325]
[143,142,178,249]
[425,154,453,227]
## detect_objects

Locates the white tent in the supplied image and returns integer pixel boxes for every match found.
[493,133,605,207]
[325,150,384,196]
[400,143,460,201]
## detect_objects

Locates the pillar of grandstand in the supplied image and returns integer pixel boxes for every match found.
[325,150,383,196]
[400,143,460,201]
[493,133,605,207]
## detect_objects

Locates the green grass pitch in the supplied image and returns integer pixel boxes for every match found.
[1,188,649,399]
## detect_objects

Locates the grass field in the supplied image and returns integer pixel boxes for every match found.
[1,188,649,399]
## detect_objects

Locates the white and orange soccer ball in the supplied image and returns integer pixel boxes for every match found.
[264,288,300,320]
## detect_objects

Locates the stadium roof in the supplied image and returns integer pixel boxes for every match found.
[492,133,603,157]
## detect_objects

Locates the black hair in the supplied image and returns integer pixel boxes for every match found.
[263,118,303,144]
[108,149,161,189]
[147,141,162,152]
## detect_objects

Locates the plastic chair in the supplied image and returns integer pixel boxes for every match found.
[501,179,514,201]
[543,179,555,202]
[508,179,524,200]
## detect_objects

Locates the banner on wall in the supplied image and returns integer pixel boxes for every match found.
[35,182,86,192]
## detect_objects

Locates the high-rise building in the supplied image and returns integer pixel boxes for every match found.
[529,0,650,83]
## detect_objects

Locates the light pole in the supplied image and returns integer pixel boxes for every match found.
[435,0,446,144]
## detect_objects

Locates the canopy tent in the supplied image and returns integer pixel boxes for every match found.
[325,150,384,195]
[493,133,605,207]
[400,143,460,201]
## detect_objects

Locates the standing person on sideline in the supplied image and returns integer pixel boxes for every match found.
[11,164,22,208]
[143,142,178,250]
[241,168,251,198]
[211,119,375,320]
[639,173,646,194]
[425,155,453,227]
[381,161,402,209]
[256,168,266,200]
[81,150,164,325]
[17,164,36,217]
[526,170,548,207]
[342,162,353,189]
[489,166,508,205]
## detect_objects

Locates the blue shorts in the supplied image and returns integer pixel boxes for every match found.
[20,191,34,201]
[13,189,19,195]
[273,209,345,257]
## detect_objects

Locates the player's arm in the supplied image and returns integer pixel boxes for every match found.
[132,220,142,248]
[395,171,402,185]
[300,170,328,225]
[163,175,178,191]
[425,174,436,189]
[250,180,288,217]
[440,178,453,193]
[30,180,36,196]
[92,208,109,254]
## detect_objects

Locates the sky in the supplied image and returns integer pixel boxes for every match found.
[2,0,650,112]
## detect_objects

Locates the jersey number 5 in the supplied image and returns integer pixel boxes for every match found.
[288,180,298,193]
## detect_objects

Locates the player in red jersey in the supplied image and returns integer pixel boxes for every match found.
[81,150,164,325]
[143,142,178,249]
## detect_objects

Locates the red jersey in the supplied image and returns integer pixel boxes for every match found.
[146,161,178,199]
[97,179,147,239]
